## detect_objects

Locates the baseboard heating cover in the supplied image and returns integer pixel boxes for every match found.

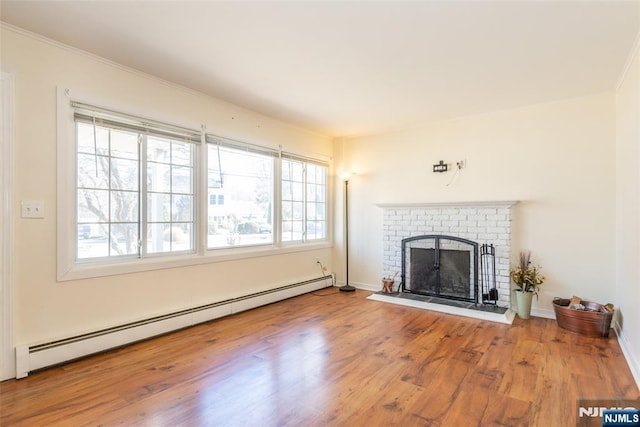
[15,275,334,378]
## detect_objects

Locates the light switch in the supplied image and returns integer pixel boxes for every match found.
[21,200,44,218]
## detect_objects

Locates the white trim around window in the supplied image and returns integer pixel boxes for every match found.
[57,87,332,281]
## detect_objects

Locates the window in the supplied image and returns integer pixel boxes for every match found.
[206,137,276,249]
[305,162,328,241]
[76,122,140,258]
[282,157,328,243]
[145,136,195,254]
[74,103,198,261]
[281,158,303,242]
[59,90,331,280]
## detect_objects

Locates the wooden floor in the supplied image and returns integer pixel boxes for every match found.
[1,290,638,426]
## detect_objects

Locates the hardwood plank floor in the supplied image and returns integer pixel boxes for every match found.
[1,290,638,426]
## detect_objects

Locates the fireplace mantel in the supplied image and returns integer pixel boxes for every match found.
[376,200,519,208]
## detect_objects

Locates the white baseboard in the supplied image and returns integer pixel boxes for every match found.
[350,281,379,292]
[15,276,333,378]
[530,307,555,319]
[613,319,640,391]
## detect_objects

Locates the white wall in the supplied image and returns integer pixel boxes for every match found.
[1,27,334,346]
[335,93,616,317]
[615,43,640,386]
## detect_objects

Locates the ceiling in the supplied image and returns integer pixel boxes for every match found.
[1,1,638,138]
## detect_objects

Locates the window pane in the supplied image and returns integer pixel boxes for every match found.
[292,182,303,200]
[308,165,327,240]
[309,164,325,185]
[147,162,171,193]
[147,223,193,254]
[77,225,109,259]
[111,158,138,191]
[172,166,192,194]
[292,201,303,220]
[110,129,138,160]
[144,136,195,255]
[75,117,196,262]
[282,159,304,243]
[292,221,303,241]
[110,223,138,256]
[148,193,170,222]
[172,194,193,221]
[291,161,303,177]
[282,201,293,220]
[110,191,138,222]
[207,144,273,249]
[307,202,317,220]
[282,181,292,201]
[147,137,171,163]
[77,154,109,189]
[147,223,168,254]
[172,223,193,252]
[307,221,321,240]
[77,122,109,155]
[282,162,291,180]
[312,185,327,203]
[78,189,109,223]
[281,159,327,243]
[172,140,192,166]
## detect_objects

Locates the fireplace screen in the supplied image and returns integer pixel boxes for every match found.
[401,235,478,303]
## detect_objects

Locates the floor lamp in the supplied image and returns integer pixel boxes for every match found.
[340,173,355,292]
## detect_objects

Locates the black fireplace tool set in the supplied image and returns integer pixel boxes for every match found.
[480,244,499,305]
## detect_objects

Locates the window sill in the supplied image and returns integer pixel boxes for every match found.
[57,241,333,282]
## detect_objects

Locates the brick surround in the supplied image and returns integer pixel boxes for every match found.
[380,202,517,307]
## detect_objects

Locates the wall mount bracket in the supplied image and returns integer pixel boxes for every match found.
[433,160,448,173]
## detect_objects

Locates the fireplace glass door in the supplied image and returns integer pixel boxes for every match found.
[402,235,478,303]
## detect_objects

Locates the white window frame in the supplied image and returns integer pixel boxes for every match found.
[281,156,329,244]
[57,87,332,281]
[74,119,198,260]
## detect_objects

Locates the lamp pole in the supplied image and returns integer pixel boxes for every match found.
[340,176,355,292]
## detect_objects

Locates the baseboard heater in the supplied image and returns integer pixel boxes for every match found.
[15,274,334,378]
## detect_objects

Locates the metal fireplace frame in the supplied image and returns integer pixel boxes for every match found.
[400,234,479,303]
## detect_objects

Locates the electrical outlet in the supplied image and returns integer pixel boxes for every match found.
[21,200,45,218]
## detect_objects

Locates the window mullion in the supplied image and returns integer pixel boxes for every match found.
[139,134,147,257]
[273,153,282,247]
[107,129,113,256]
[302,164,308,243]
[197,129,206,255]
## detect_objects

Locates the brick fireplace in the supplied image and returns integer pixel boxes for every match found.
[379,201,517,307]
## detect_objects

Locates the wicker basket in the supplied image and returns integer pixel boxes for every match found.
[552,298,613,337]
